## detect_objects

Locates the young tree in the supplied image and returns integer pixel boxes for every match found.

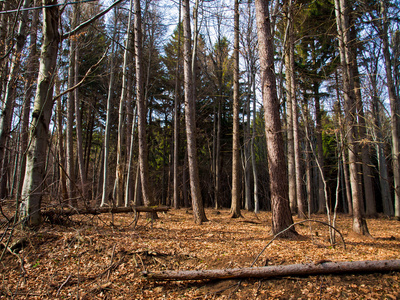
[254,0,296,237]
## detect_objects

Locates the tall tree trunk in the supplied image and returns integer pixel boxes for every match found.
[20,0,59,226]
[125,105,137,207]
[101,10,118,207]
[115,0,133,207]
[134,0,153,207]
[255,0,296,237]
[17,0,39,200]
[173,0,182,210]
[244,87,252,211]
[369,68,393,216]
[56,80,68,202]
[182,0,207,224]
[0,0,31,199]
[314,82,325,213]
[377,0,400,218]
[73,5,87,203]
[335,0,369,234]
[231,33,239,213]
[66,7,77,205]
[284,1,296,213]
[350,24,375,216]
[251,73,259,213]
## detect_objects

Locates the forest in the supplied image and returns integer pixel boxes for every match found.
[0,0,400,298]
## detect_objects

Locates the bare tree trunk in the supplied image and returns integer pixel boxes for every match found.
[66,7,77,205]
[56,81,68,202]
[284,1,295,213]
[335,0,369,234]
[251,74,259,213]
[231,0,241,218]
[351,39,375,216]
[0,0,31,199]
[314,82,325,213]
[17,0,39,200]
[73,6,87,203]
[182,0,207,224]
[20,0,59,226]
[115,0,133,207]
[255,0,296,237]
[243,89,252,211]
[173,0,182,210]
[369,68,393,216]
[377,0,400,218]
[134,0,153,207]
[101,10,118,207]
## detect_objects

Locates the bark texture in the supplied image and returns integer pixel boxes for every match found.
[182,0,207,224]
[143,260,400,281]
[254,0,296,237]
[230,0,241,218]
[21,0,60,226]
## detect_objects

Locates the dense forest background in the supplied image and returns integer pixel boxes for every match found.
[0,0,400,233]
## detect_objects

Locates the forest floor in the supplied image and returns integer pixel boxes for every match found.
[1,205,399,299]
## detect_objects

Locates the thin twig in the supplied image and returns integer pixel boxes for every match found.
[56,274,72,296]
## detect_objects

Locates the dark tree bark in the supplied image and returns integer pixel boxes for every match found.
[231,0,241,218]
[334,0,369,234]
[134,0,153,207]
[182,0,207,224]
[0,0,31,199]
[254,0,296,237]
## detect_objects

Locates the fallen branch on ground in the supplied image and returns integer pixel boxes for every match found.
[42,205,169,218]
[142,259,400,281]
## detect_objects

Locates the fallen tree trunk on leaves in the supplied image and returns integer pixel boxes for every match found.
[42,205,169,218]
[142,260,400,281]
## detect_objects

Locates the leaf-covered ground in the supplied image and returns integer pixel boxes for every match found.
[1,207,399,299]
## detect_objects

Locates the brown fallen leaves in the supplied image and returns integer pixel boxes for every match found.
[0,208,399,299]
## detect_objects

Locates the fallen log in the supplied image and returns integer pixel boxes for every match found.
[42,205,169,217]
[142,259,400,281]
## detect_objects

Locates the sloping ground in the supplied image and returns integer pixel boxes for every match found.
[1,208,399,299]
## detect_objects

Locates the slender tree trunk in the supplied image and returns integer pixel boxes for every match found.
[378,0,400,218]
[73,6,87,203]
[244,89,252,211]
[125,105,137,207]
[255,0,296,237]
[182,0,207,224]
[231,0,241,218]
[66,7,78,205]
[370,70,393,216]
[17,0,39,200]
[0,0,31,199]
[20,0,59,226]
[173,0,182,210]
[350,26,375,216]
[314,82,325,213]
[56,81,68,202]
[284,1,295,213]
[251,74,259,213]
[134,0,153,207]
[335,0,369,234]
[101,10,118,207]
[115,0,133,207]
